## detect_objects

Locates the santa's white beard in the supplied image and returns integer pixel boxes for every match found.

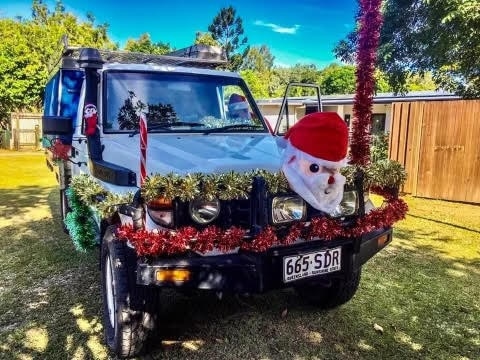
[282,144,346,213]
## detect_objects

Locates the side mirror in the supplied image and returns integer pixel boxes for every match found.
[42,116,73,135]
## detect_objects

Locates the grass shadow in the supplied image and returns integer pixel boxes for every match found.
[0,188,105,360]
[0,186,54,220]
[407,213,480,234]
[139,231,479,360]
[1,156,479,360]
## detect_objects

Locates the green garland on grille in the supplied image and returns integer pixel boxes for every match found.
[63,160,406,252]
[67,161,406,208]
[64,187,98,251]
[142,161,407,202]
[141,169,290,202]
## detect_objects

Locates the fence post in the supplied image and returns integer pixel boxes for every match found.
[34,125,40,150]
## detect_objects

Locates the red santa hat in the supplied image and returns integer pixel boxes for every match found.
[228,93,249,111]
[284,112,349,163]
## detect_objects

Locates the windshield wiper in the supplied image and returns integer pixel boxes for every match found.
[202,124,264,134]
[129,122,204,137]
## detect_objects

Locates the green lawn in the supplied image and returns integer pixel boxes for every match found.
[0,150,479,360]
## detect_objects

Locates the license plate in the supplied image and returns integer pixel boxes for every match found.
[283,247,342,283]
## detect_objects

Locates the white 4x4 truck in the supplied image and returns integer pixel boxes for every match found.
[42,46,400,358]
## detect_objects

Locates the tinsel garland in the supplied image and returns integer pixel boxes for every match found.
[64,187,98,251]
[66,161,407,254]
[66,164,406,211]
[142,162,406,202]
[115,187,408,257]
[142,170,289,202]
[350,0,383,166]
[69,174,134,218]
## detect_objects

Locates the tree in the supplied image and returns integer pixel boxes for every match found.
[194,32,219,46]
[124,33,172,55]
[0,20,46,128]
[320,64,356,95]
[405,73,437,91]
[240,70,270,98]
[334,0,480,98]
[241,45,274,73]
[270,64,322,97]
[207,6,248,70]
[239,45,275,98]
[0,0,116,128]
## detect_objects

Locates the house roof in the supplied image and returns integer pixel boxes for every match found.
[256,90,460,106]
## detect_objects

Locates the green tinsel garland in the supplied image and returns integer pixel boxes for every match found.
[64,187,98,252]
[142,169,290,202]
[69,174,134,218]
[63,160,406,252]
[66,160,406,208]
[142,161,406,202]
[66,161,406,209]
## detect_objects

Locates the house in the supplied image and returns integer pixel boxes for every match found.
[257,90,460,134]
[257,90,480,204]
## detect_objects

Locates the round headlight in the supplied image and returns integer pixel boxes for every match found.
[189,198,221,224]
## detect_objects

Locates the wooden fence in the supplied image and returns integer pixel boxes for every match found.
[389,100,480,204]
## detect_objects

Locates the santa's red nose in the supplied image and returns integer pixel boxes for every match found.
[328,175,335,185]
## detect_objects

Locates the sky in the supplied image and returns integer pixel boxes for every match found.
[0,0,357,69]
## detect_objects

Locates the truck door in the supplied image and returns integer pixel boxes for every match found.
[274,83,323,136]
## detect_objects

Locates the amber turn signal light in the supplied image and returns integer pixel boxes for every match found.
[377,234,390,248]
[148,197,173,210]
[156,269,191,282]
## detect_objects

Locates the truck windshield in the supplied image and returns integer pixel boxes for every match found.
[103,71,268,134]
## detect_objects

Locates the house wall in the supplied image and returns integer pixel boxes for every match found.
[259,104,303,132]
[258,102,392,134]
[340,104,392,133]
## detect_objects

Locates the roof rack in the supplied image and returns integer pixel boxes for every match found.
[59,45,227,70]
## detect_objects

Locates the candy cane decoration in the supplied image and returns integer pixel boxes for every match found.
[139,112,147,186]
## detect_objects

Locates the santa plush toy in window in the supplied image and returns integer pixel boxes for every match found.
[282,112,349,213]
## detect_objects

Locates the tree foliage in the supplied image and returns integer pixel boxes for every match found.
[320,64,356,95]
[334,0,480,98]
[241,45,275,73]
[207,5,248,71]
[124,33,173,55]
[194,32,219,46]
[0,0,116,128]
[239,45,276,98]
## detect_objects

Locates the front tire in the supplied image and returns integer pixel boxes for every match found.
[101,226,158,358]
[295,269,362,309]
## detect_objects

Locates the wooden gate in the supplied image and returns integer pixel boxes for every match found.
[389,100,480,203]
[10,112,42,150]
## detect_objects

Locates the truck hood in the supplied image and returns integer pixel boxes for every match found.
[101,134,283,184]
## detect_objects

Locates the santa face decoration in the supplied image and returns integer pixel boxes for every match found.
[281,112,349,213]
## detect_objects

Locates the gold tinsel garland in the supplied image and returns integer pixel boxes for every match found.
[69,161,406,206]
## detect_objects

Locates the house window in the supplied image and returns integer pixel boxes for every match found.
[371,113,386,134]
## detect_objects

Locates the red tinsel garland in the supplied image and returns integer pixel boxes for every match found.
[115,190,408,257]
[350,0,383,166]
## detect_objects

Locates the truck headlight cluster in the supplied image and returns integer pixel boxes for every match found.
[272,195,306,224]
[147,197,174,227]
[189,198,221,224]
[329,190,358,218]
